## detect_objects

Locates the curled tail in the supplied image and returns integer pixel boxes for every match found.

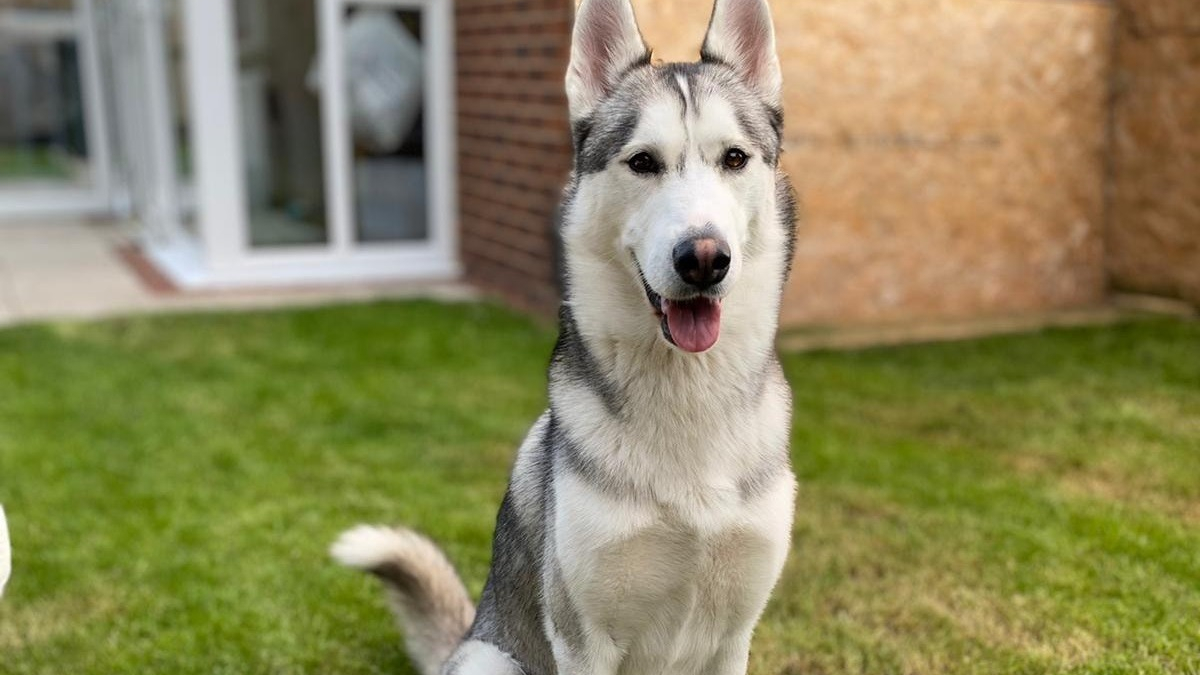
[332,525,475,675]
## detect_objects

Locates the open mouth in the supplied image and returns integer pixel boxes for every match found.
[636,266,723,354]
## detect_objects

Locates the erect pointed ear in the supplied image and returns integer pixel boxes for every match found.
[700,0,782,106]
[566,0,650,121]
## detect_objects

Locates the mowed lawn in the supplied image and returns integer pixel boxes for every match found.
[0,301,1197,674]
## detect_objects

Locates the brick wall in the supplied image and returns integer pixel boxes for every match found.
[1107,0,1200,305]
[455,0,574,315]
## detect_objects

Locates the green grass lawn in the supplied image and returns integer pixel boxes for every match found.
[0,302,1197,674]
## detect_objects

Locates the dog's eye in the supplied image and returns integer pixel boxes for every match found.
[723,148,749,171]
[627,152,661,175]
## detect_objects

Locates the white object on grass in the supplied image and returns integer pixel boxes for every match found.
[0,504,10,597]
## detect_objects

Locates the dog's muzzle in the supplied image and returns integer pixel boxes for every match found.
[636,262,723,354]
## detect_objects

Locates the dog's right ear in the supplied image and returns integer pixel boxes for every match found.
[701,0,782,107]
[566,0,649,121]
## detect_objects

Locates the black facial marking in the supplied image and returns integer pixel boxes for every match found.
[731,100,780,167]
[664,67,690,115]
[575,106,641,175]
[573,59,657,175]
[666,69,692,172]
[571,60,783,180]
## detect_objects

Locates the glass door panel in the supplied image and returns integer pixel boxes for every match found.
[342,4,428,243]
[235,0,328,248]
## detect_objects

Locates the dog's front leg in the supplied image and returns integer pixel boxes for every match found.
[548,631,623,675]
[700,630,753,675]
[544,564,623,675]
[440,639,527,675]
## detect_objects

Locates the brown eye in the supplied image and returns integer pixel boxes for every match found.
[627,152,661,175]
[723,148,749,170]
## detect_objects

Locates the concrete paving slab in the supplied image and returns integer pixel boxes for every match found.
[0,219,152,323]
[0,222,117,265]
[6,261,154,322]
[0,259,17,324]
[0,219,478,328]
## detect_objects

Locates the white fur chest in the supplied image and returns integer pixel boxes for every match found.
[548,364,795,674]
[551,467,795,675]
[543,289,796,673]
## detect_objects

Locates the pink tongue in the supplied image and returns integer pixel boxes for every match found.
[664,298,722,353]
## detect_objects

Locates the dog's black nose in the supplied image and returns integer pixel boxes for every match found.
[673,236,731,289]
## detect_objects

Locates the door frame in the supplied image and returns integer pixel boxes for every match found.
[94,0,188,242]
[150,0,458,288]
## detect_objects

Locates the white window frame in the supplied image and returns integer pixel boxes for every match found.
[0,0,114,220]
[150,0,459,288]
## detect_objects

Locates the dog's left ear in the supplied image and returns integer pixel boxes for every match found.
[701,0,782,106]
[566,0,650,121]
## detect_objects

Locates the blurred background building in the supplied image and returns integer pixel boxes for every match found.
[0,0,1196,328]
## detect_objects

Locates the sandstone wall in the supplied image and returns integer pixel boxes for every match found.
[1107,0,1200,305]
[637,0,1114,326]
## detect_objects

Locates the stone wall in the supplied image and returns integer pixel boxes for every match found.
[1107,0,1200,305]
[636,0,1115,326]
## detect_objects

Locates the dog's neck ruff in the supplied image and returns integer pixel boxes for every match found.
[547,292,791,515]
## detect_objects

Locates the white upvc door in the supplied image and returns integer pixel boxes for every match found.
[151,0,458,289]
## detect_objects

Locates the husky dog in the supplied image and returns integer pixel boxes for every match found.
[332,0,797,672]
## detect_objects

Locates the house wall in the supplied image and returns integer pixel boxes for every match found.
[454,0,573,314]
[1107,0,1200,305]
[637,0,1114,326]
[453,0,1145,327]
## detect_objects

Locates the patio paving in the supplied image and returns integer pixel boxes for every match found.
[0,219,476,327]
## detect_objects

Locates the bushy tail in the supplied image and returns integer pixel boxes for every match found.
[332,525,475,675]
[1,504,10,597]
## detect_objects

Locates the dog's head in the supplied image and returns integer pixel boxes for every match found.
[563,0,788,354]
